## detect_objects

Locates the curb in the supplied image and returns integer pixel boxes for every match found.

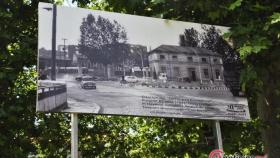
[142,84,229,91]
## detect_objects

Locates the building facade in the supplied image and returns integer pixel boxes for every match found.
[148,45,224,84]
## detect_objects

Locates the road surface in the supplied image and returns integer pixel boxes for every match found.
[56,74,249,121]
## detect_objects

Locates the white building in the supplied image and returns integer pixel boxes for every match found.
[148,45,224,84]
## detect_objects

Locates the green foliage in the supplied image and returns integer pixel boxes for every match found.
[228,0,243,10]
[0,0,42,157]
[1,0,279,157]
[270,12,280,24]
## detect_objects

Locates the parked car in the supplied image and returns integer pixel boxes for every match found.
[75,75,84,81]
[124,76,138,83]
[81,76,96,89]
[91,76,99,81]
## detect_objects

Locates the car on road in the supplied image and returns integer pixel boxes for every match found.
[124,76,138,83]
[75,75,84,81]
[81,76,96,89]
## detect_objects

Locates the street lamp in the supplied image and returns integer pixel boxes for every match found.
[43,4,57,80]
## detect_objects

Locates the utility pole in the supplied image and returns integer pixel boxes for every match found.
[51,4,57,80]
[62,38,67,71]
[43,4,57,80]
[140,54,144,78]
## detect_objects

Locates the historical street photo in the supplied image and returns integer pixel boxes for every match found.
[37,3,250,121]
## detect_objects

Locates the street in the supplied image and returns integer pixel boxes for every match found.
[57,74,249,121]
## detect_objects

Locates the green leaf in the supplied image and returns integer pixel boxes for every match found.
[270,12,280,24]
[223,32,232,38]
[238,37,272,60]
[151,0,166,5]
[208,11,220,21]
[0,72,5,79]
[239,46,253,59]
[229,0,243,10]
[54,0,64,5]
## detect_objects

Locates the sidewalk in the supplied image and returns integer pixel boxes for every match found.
[62,98,101,113]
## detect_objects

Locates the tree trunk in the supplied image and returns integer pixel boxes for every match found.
[107,65,112,79]
[103,64,111,80]
[258,80,280,157]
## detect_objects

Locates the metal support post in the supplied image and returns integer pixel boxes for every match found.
[213,120,223,150]
[71,113,78,158]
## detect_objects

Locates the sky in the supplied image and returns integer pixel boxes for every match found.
[63,0,77,7]
[38,2,229,51]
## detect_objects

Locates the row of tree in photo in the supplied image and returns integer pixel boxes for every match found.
[179,26,242,95]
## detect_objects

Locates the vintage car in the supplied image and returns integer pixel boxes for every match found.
[124,76,138,83]
[75,74,84,81]
[81,76,96,89]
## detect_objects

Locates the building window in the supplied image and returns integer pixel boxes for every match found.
[187,56,193,62]
[215,69,221,79]
[203,69,209,78]
[160,55,165,60]
[213,58,218,63]
[160,66,166,72]
[201,58,207,63]
[172,55,178,60]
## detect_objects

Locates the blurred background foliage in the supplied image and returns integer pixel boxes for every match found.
[0,0,279,157]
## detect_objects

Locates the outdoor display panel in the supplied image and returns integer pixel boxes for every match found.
[37,2,250,121]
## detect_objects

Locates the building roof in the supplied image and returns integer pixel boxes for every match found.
[39,48,71,60]
[149,45,221,57]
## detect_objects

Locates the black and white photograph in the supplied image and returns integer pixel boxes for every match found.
[37,2,250,121]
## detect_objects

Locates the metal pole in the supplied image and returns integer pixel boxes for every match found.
[123,61,126,76]
[140,54,145,78]
[197,56,202,84]
[51,4,57,80]
[123,49,126,77]
[213,120,223,150]
[71,113,78,158]
[208,56,214,81]
[62,38,67,70]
